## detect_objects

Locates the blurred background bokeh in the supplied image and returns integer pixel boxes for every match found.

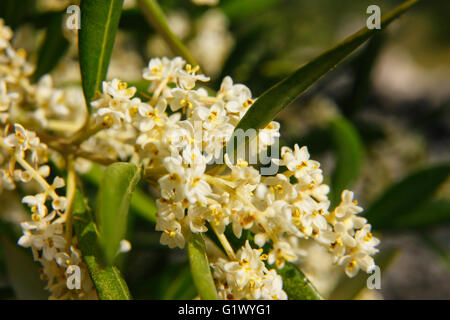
[0,0,449,299]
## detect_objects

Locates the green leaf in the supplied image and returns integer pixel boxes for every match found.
[329,248,398,300]
[130,188,157,223]
[276,262,322,300]
[0,235,48,299]
[386,199,450,231]
[32,12,69,82]
[82,163,157,224]
[342,32,386,116]
[187,232,218,300]
[79,0,124,108]
[96,162,140,265]
[0,0,35,29]
[72,191,132,300]
[230,0,418,150]
[365,163,450,230]
[329,117,364,207]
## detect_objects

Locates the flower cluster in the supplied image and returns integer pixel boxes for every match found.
[0,19,95,299]
[87,53,380,298]
[212,241,287,300]
[0,20,85,132]
[0,124,96,299]
[0,14,380,300]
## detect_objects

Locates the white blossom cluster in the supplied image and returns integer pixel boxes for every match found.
[88,54,380,298]
[0,19,96,299]
[0,19,85,132]
[0,15,380,300]
[212,241,287,300]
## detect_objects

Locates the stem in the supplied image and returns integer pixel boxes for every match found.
[138,0,198,67]
[69,120,104,145]
[15,155,58,198]
[213,226,236,260]
[64,158,77,247]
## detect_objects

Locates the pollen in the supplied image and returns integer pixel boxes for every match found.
[364,232,373,241]
[236,158,248,168]
[118,81,128,90]
[129,105,138,117]
[102,115,114,127]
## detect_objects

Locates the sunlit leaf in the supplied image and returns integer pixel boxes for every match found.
[187,232,218,300]
[79,0,124,108]
[82,164,157,224]
[230,0,418,151]
[276,262,322,300]
[72,191,132,300]
[96,162,140,265]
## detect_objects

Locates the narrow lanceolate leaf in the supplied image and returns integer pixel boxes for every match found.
[130,188,157,223]
[72,191,132,300]
[365,163,450,230]
[384,199,450,231]
[187,233,218,300]
[96,162,140,265]
[328,248,398,300]
[82,164,157,224]
[0,236,48,300]
[79,0,124,108]
[231,0,418,148]
[32,12,69,82]
[329,117,364,207]
[276,262,322,300]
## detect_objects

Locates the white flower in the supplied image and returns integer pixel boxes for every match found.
[261,174,297,203]
[340,252,376,278]
[169,88,203,113]
[258,121,280,149]
[0,79,19,112]
[212,241,287,300]
[136,98,167,131]
[22,193,48,217]
[156,198,185,220]
[0,19,13,50]
[143,57,185,83]
[18,220,65,261]
[156,214,185,249]
[224,154,260,185]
